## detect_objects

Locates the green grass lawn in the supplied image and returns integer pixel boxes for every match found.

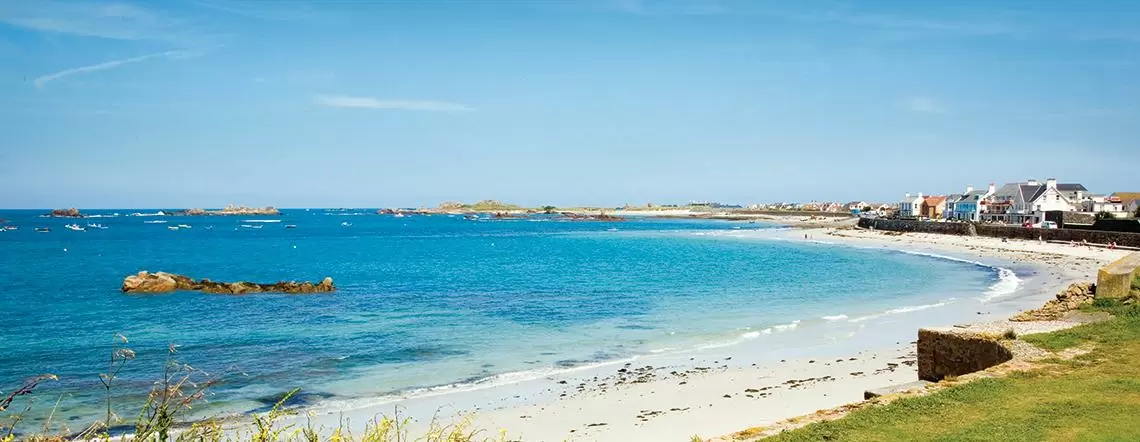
[764,300,1140,442]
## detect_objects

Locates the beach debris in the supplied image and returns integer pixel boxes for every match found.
[121,271,335,295]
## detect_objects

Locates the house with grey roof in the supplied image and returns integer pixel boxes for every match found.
[980,178,1082,225]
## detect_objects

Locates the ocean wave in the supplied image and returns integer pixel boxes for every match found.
[772,320,800,331]
[980,267,1021,302]
[242,219,282,223]
[143,220,168,224]
[309,356,638,413]
[821,314,849,321]
[848,301,951,323]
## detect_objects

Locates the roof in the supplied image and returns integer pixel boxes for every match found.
[1112,192,1140,201]
[1057,184,1087,192]
[923,196,947,205]
[1021,184,1047,203]
[945,194,965,204]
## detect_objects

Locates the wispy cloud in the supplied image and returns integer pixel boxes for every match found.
[314,95,475,112]
[34,48,209,88]
[902,97,947,114]
[189,0,332,22]
[774,4,1018,37]
[0,0,198,43]
[605,0,726,16]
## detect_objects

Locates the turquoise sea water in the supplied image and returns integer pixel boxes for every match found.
[0,210,1010,427]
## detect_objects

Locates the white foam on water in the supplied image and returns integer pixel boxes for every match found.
[821,314,849,321]
[848,301,951,323]
[980,267,1022,302]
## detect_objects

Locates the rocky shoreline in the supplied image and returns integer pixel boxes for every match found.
[121,271,334,295]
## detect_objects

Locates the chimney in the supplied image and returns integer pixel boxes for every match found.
[988,183,996,194]
[966,185,974,193]
[1046,178,1057,189]
[1027,179,1039,186]
[918,192,924,199]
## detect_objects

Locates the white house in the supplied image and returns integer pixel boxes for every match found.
[1082,195,1126,216]
[898,193,924,218]
[982,178,1081,225]
[946,183,995,221]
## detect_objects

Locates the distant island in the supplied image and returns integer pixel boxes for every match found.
[177,205,280,216]
[46,208,84,218]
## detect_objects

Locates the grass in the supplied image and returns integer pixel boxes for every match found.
[1,337,504,442]
[1132,274,1140,297]
[765,299,1140,441]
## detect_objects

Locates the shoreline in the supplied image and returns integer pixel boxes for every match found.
[280,223,1128,441]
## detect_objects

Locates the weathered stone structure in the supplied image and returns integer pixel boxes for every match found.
[916,328,1013,382]
[1010,282,1096,321]
[1097,252,1140,299]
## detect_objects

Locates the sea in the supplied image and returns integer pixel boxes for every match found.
[0,209,1028,428]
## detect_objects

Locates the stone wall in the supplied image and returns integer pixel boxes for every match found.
[858,218,1140,248]
[858,218,972,235]
[917,329,1013,382]
[1097,252,1140,299]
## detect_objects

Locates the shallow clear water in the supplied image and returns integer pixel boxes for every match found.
[0,210,1001,425]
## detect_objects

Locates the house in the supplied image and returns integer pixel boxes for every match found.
[1112,192,1140,216]
[822,202,844,212]
[846,201,869,212]
[1081,195,1126,215]
[981,178,1081,225]
[946,184,996,221]
[898,193,924,218]
[921,195,947,219]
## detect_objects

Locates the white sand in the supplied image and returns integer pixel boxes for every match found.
[289,224,1129,441]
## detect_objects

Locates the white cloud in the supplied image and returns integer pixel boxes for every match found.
[902,96,946,114]
[0,0,197,43]
[34,49,207,88]
[314,95,474,112]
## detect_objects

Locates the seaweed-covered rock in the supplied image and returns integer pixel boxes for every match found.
[122,272,335,295]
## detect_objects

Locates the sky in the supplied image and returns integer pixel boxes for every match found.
[1,0,1138,209]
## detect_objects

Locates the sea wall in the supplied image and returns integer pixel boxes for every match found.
[1097,253,1140,299]
[857,218,972,235]
[917,329,1013,382]
[857,218,1140,248]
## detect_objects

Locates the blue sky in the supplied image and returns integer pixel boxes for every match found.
[1,0,1138,208]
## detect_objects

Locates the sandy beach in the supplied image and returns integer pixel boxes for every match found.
[290,221,1129,441]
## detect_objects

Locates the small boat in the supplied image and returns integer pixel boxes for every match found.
[177,224,192,229]
[168,226,180,231]
[144,220,168,224]
[341,222,352,227]
[35,227,50,233]
[65,224,86,232]
[2,225,17,231]
[393,213,405,218]
[284,224,297,229]
[86,223,109,230]
[464,215,479,221]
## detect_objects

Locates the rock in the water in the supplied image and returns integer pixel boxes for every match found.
[1010,282,1096,321]
[121,272,335,295]
[48,208,82,218]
